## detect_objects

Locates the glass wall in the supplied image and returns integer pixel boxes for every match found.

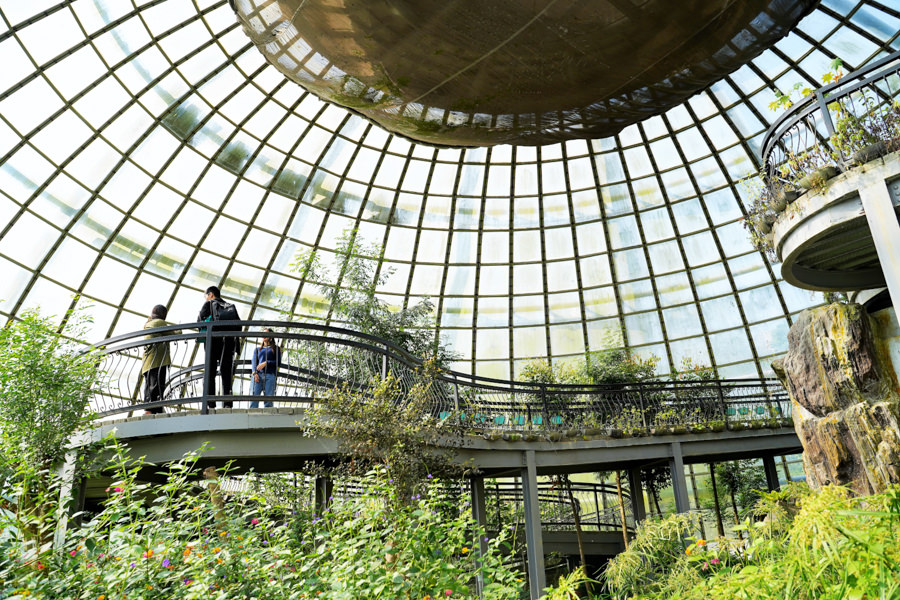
[1,0,896,378]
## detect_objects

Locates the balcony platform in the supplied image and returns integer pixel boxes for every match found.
[774,150,900,291]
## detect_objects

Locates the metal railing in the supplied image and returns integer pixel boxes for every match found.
[221,474,634,533]
[484,479,634,532]
[91,320,791,433]
[761,49,900,194]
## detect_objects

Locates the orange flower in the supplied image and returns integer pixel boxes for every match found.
[697,539,707,547]
[685,547,692,555]
[183,548,191,557]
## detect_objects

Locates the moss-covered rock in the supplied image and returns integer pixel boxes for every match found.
[773,302,900,495]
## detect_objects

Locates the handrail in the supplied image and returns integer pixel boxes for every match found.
[91,320,791,435]
[223,476,635,532]
[761,49,900,193]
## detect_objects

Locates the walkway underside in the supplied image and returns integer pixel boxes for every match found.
[86,409,801,479]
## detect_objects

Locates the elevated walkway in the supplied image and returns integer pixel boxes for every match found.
[82,321,801,598]
[89,409,800,478]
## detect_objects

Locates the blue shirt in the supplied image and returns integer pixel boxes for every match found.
[251,346,281,375]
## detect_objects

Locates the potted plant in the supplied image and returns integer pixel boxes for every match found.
[829,96,900,167]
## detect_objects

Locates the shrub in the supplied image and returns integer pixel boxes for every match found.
[0,444,525,600]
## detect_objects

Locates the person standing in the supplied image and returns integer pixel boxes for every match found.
[198,285,240,409]
[250,328,281,408]
[141,304,174,415]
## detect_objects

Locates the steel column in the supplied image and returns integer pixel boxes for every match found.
[669,442,690,514]
[763,455,781,491]
[471,476,488,597]
[522,450,546,599]
[627,466,646,524]
[314,476,333,515]
[859,174,900,310]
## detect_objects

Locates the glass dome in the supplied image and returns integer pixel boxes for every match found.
[0,0,897,379]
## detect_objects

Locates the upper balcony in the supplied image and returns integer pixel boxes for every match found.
[760,50,900,292]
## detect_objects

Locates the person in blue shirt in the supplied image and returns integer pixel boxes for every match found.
[250,328,281,408]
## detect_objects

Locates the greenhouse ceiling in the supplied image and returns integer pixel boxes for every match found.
[0,0,898,379]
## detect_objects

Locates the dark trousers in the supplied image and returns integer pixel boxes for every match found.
[143,366,168,414]
[207,338,235,408]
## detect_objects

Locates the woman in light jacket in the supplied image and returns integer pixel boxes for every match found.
[142,304,174,414]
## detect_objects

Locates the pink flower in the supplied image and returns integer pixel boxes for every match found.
[445,591,453,597]
[70,550,77,557]
[113,486,124,493]
[251,518,259,525]
[710,558,720,565]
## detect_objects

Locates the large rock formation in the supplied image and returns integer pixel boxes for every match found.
[772,303,900,495]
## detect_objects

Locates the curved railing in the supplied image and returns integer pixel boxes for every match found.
[761,49,900,194]
[223,475,635,533]
[91,320,791,434]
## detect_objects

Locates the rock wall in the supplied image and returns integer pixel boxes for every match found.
[772,302,900,495]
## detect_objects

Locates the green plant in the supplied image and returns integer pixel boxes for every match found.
[714,460,767,526]
[303,358,467,502]
[609,406,645,435]
[581,347,658,386]
[292,228,455,366]
[828,91,900,163]
[0,443,528,600]
[645,484,900,600]
[604,512,700,599]
[540,566,597,600]
[0,306,102,548]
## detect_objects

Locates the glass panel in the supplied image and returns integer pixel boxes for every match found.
[625,312,663,344]
[709,328,755,364]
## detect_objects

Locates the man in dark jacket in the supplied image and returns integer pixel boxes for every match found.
[198,285,240,408]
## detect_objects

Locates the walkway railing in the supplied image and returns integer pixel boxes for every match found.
[761,49,900,194]
[92,320,790,434]
[221,475,634,533]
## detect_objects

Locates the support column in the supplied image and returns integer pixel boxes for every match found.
[763,455,781,491]
[626,467,646,524]
[859,173,900,310]
[669,442,690,514]
[314,476,333,515]
[522,450,546,600]
[470,476,488,597]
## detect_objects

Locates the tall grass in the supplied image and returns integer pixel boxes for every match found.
[605,483,900,600]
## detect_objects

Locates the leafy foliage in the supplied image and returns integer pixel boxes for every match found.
[0,444,527,599]
[715,459,767,517]
[604,512,699,598]
[581,348,659,386]
[304,359,467,502]
[0,308,100,467]
[607,484,900,600]
[518,346,659,387]
[292,228,455,365]
[0,308,102,547]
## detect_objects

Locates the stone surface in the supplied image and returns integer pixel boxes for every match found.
[773,302,900,495]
